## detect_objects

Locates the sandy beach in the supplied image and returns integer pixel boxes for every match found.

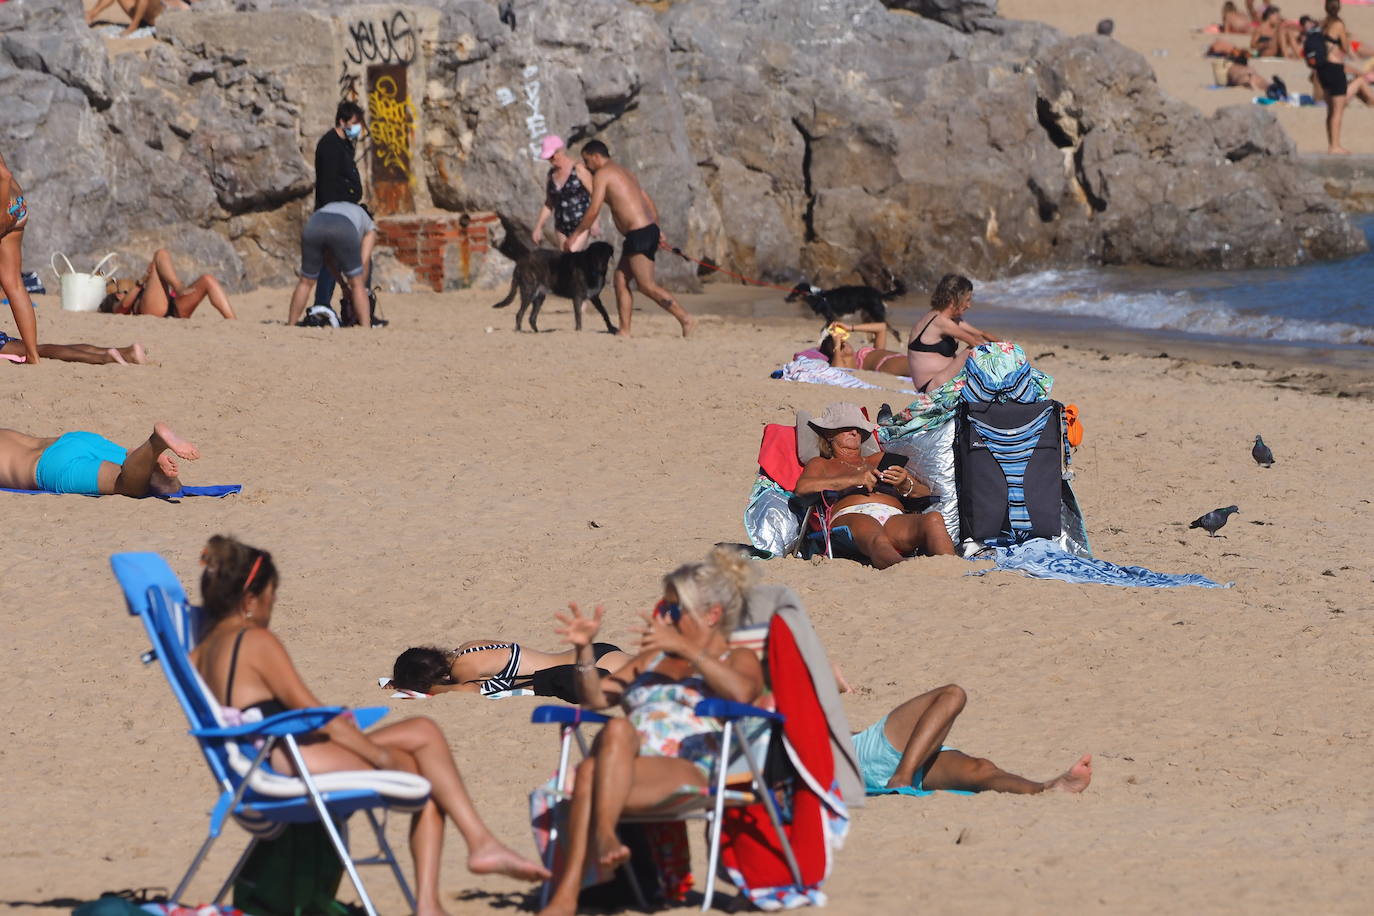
[1003,0,1374,154]
[5,2,1372,913]
[2,283,1372,914]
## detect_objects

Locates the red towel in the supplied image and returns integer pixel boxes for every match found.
[757,424,804,492]
[718,615,836,901]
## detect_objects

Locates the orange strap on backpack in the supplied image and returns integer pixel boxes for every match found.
[1064,404,1084,448]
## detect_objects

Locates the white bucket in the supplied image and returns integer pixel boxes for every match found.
[52,252,117,312]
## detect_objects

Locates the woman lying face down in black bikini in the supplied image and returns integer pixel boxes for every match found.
[391,640,631,701]
[906,273,999,393]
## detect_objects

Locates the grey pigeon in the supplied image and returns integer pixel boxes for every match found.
[1252,435,1275,468]
[1189,505,1239,537]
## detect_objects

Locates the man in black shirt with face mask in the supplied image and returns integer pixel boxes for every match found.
[311,101,365,315]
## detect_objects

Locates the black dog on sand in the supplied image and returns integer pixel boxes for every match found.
[492,241,616,333]
[785,275,907,332]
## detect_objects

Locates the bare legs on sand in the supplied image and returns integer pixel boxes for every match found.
[283,715,547,916]
[838,511,957,569]
[539,717,706,916]
[879,684,1092,794]
[0,224,39,364]
[613,252,696,338]
[140,249,236,319]
[2,341,147,365]
[96,422,200,497]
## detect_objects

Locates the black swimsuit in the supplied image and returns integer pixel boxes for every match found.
[622,224,660,261]
[1317,32,1348,97]
[907,314,958,358]
[547,168,591,236]
[225,629,287,719]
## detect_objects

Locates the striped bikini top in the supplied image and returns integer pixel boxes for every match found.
[453,642,523,697]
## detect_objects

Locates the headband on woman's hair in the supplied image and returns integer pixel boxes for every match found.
[242,554,264,594]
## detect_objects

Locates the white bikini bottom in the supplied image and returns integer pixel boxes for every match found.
[831,502,903,528]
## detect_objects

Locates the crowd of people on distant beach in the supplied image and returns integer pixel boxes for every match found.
[1207,0,1374,152]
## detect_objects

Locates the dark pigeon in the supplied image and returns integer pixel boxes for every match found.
[1252,435,1275,468]
[1189,505,1239,537]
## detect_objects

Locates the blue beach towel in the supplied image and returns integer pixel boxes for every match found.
[970,538,1230,588]
[2,484,241,500]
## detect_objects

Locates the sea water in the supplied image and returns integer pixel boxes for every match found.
[893,215,1374,351]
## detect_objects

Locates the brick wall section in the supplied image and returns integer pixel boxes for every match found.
[376,212,499,292]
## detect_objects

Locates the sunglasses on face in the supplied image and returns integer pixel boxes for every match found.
[652,599,682,623]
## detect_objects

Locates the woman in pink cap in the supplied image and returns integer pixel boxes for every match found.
[531,134,595,251]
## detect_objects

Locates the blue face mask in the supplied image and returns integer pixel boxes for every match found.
[345,123,363,140]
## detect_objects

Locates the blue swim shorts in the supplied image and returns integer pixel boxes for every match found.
[34,431,128,495]
[850,714,970,797]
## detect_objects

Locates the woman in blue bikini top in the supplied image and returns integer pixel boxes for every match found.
[537,548,765,915]
[0,148,39,365]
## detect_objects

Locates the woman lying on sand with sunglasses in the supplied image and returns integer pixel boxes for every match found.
[390,641,631,702]
[190,536,548,916]
[537,547,764,916]
[815,321,910,375]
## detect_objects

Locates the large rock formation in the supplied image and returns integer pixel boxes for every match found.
[0,0,1364,295]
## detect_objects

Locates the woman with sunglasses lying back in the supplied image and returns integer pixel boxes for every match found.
[189,536,548,916]
[537,547,764,916]
[390,640,631,701]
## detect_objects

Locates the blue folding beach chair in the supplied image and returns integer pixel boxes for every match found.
[111,552,430,916]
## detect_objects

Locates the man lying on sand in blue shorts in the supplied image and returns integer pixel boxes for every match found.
[0,422,199,496]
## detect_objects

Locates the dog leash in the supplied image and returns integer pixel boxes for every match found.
[657,236,798,294]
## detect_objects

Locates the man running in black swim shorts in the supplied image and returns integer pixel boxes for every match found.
[565,140,696,338]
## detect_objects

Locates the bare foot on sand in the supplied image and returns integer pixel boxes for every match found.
[467,841,549,881]
[1329,146,1352,155]
[537,897,576,916]
[149,454,182,496]
[414,900,452,916]
[125,343,147,364]
[680,314,698,338]
[595,833,631,870]
[107,348,128,366]
[152,422,200,462]
[1046,754,1093,793]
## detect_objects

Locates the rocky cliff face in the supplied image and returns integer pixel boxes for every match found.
[1,0,1364,294]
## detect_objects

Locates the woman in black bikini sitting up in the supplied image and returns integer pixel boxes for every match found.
[906,273,998,393]
[190,536,548,916]
[391,640,631,702]
[817,322,910,376]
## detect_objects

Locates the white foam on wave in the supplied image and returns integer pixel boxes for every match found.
[978,269,1374,348]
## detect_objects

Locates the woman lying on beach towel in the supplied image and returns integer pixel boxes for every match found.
[538,547,765,916]
[102,249,236,319]
[390,640,631,701]
[851,684,1091,796]
[2,331,146,365]
[796,403,956,568]
[816,321,910,375]
[0,421,198,496]
[907,273,999,393]
[190,536,549,916]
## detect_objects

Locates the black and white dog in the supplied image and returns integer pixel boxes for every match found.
[785,274,907,331]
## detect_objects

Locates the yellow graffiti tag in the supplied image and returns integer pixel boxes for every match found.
[368,75,416,178]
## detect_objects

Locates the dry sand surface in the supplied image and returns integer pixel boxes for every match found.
[2,285,1373,914]
[1003,0,1374,154]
